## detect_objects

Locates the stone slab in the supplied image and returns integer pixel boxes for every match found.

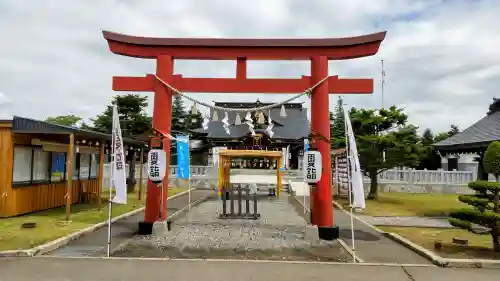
[114,194,351,262]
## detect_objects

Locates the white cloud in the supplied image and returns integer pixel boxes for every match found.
[0,0,499,134]
[0,91,12,119]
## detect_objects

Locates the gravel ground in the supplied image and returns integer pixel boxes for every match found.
[114,195,351,262]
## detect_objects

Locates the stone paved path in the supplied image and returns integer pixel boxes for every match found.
[114,194,351,262]
[294,195,432,264]
[1,257,499,281]
[47,190,212,257]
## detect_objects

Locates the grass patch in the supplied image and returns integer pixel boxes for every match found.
[0,187,186,251]
[337,192,466,217]
[378,226,500,260]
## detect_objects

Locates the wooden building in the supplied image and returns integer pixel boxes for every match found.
[190,100,309,169]
[0,116,145,218]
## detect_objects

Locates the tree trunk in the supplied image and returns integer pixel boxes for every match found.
[367,170,378,200]
[493,233,500,252]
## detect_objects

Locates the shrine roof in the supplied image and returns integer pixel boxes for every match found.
[434,111,500,152]
[103,30,386,48]
[192,101,309,140]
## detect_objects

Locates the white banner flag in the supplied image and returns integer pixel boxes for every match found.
[343,107,365,209]
[111,104,127,204]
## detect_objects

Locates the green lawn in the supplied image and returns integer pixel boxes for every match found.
[379,226,500,259]
[0,187,186,251]
[337,192,467,217]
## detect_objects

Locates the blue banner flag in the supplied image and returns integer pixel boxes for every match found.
[176,135,190,179]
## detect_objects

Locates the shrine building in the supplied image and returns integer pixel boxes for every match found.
[189,100,309,169]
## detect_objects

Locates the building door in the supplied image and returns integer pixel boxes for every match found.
[448,157,458,171]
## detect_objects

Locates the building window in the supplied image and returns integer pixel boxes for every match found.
[71,152,79,180]
[90,154,99,178]
[51,152,66,182]
[33,149,50,182]
[12,145,102,186]
[12,146,33,183]
[79,153,91,179]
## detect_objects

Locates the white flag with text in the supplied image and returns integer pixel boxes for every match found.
[343,107,365,209]
[111,105,127,204]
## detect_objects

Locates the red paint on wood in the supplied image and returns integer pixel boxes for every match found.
[236,58,247,80]
[144,55,174,223]
[103,29,386,229]
[103,30,386,60]
[113,75,373,94]
[310,56,334,228]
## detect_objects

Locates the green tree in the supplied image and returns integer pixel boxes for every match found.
[435,124,460,143]
[45,115,82,127]
[416,129,442,170]
[449,141,500,252]
[484,141,500,181]
[186,110,203,131]
[330,96,346,149]
[349,106,421,199]
[86,94,152,138]
[171,95,187,133]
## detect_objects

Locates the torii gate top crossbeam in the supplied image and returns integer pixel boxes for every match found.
[102,30,386,60]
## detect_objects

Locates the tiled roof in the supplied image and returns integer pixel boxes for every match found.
[193,101,309,140]
[434,111,500,151]
[11,116,145,146]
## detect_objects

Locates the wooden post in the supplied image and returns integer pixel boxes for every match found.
[97,142,105,211]
[310,56,334,229]
[128,149,137,193]
[277,156,282,198]
[144,54,173,223]
[66,133,74,221]
[138,147,144,200]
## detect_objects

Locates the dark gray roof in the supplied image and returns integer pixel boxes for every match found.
[434,111,500,151]
[11,116,146,146]
[193,101,309,140]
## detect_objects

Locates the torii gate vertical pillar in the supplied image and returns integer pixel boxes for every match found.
[143,55,173,226]
[310,56,337,240]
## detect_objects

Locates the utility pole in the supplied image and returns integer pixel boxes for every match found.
[381,59,385,109]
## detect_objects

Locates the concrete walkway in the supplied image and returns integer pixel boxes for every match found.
[295,195,432,264]
[1,257,499,281]
[357,215,453,228]
[47,190,213,257]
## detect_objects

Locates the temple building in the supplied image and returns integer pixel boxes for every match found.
[190,100,309,169]
[434,98,500,180]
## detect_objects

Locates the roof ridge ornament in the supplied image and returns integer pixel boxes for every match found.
[487,98,500,115]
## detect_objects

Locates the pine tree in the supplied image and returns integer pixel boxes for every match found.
[171,95,187,133]
[330,96,346,149]
[449,141,500,252]
[87,94,152,138]
[186,110,203,130]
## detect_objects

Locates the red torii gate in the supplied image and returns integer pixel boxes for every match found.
[102,30,386,239]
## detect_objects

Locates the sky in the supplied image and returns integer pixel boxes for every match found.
[1,0,499,134]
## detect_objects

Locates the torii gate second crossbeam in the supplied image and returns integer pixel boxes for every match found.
[102,30,386,240]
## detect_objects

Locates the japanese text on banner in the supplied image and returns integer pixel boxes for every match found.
[176,135,190,179]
